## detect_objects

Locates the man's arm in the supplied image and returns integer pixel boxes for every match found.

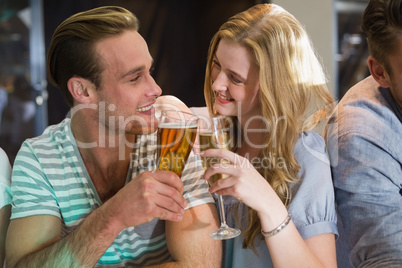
[329,132,402,267]
[6,170,187,268]
[6,178,220,268]
[6,203,122,268]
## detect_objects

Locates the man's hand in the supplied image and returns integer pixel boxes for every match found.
[106,170,187,230]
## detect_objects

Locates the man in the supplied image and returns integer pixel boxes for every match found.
[6,6,221,267]
[325,0,402,267]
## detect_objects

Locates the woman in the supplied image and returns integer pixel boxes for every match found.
[201,4,338,267]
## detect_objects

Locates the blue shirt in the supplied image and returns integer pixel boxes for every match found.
[325,76,402,267]
[223,131,338,268]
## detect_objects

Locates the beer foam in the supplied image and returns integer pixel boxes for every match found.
[158,122,198,129]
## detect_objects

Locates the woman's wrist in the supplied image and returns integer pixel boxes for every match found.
[261,212,291,238]
[257,196,289,234]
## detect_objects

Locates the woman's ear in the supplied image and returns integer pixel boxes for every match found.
[67,77,90,104]
[368,55,391,88]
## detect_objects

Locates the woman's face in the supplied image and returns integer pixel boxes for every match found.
[211,39,261,121]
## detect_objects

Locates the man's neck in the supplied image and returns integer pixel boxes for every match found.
[70,112,136,201]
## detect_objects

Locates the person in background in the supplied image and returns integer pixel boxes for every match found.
[0,74,9,131]
[6,6,220,267]
[201,3,338,268]
[0,147,12,266]
[324,0,402,267]
[8,75,36,146]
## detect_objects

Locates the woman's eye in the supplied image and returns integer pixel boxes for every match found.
[232,76,242,83]
[212,60,221,69]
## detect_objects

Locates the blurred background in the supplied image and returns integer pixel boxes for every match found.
[0,0,369,164]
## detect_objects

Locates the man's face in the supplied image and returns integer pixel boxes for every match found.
[94,30,162,135]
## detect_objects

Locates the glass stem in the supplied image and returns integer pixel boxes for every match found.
[217,194,228,227]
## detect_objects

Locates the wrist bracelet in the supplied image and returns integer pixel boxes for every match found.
[261,212,291,238]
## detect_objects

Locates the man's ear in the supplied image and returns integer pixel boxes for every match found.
[67,77,90,103]
[368,55,391,88]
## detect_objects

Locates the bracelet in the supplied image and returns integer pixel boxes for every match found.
[261,212,291,238]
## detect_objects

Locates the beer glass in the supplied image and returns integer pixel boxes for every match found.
[156,110,198,177]
[199,115,241,240]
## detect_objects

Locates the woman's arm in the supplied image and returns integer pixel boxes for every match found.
[203,148,337,268]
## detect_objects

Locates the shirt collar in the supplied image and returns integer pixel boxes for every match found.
[379,87,402,124]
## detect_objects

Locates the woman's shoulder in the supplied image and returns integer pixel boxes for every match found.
[294,131,328,165]
[155,95,192,114]
[289,133,338,238]
[291,131,332,196]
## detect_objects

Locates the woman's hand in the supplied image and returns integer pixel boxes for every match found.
[201,148,291,236]
[201,148,278,214]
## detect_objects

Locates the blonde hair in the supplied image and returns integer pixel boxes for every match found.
[204,3,333,250]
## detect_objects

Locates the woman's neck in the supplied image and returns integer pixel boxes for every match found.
[235,116,266,159]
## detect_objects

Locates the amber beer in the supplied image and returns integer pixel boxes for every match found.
[157,122,197,177]
[199,131,231,185]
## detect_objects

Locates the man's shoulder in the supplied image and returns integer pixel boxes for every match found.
[339,76,385,111]
[325,76,401,165]
[26,118,71,145]
[18,118,73,161]
[331,76,396,136]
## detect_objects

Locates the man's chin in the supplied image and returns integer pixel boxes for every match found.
[139,126,158,135]
[124,115,158,134]
[126,124,158,135]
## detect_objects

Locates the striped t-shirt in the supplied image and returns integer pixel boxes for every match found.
[11,118,214,267]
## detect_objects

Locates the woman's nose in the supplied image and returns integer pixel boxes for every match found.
[211,72,228,92]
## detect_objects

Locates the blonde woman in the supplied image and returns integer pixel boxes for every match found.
[201,4,338,267]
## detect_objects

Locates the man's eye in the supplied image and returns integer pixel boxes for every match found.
[149,66,155,75]
[130,75,142,82]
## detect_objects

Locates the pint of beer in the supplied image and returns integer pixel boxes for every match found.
[157,110,198,177]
